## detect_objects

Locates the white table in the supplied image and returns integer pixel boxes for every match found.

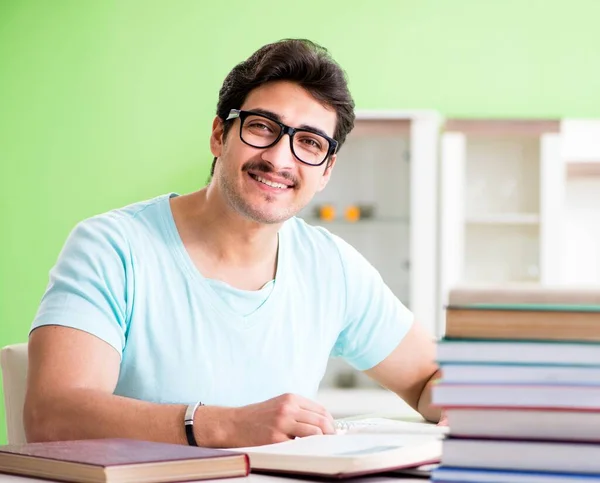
[0,474,427,483]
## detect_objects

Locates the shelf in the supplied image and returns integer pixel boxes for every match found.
[465,213,540,225]
[445,119,560,136]
[567,161,600,178]
[302,216,410,226]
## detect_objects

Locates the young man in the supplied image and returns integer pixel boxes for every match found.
[24,39,442,448]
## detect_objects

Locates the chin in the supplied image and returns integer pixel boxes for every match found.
[225,187,306,224]
[243,205,299,225]
[248,211,294,225]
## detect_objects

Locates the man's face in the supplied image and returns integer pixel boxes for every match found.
[210,80,337,224]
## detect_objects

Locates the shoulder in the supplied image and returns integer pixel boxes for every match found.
[72,193,173,236]
[63,193,174,259]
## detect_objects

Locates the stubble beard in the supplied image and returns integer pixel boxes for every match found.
[218,171,300,225]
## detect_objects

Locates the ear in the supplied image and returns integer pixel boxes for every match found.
[317,154,337,192]
[210,116,225,158]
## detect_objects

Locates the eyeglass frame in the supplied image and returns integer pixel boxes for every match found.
[225,109,339,167]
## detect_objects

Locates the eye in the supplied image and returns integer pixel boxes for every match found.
[247,121,273,132]
[300,137,323,150]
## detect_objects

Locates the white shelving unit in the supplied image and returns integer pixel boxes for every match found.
[561,119,600,285]
[302,110,442,407]
[439,119,565,332]
[561,119,600,168]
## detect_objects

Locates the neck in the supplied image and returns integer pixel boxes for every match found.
[172,189,282,268]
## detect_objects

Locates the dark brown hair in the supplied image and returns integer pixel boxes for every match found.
[210,38,355,176]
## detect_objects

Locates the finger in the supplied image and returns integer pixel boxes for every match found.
[288,422,325,438]
[295,408,336,435]
[293,395,334,421]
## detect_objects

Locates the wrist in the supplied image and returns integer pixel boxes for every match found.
[184,402,202,446]
[417,370,442,422]
[193,405,236,448]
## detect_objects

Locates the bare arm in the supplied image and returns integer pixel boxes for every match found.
[25,326,334,447]
[25,326,220,445]
[363,321,442,422]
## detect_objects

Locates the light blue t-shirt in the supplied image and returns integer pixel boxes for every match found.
[31,193,413,406]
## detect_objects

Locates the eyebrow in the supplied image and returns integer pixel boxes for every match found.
[248,108,333,139]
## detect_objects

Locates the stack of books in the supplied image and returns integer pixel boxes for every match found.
[431,285,600,483]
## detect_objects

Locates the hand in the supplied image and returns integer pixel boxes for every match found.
[228,393,336,447]
[437,413,448,427]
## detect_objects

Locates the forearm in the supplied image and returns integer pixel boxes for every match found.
[417,368,442,423]
[24,388,233,447]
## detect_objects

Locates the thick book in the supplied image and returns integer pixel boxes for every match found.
[440,363,600,385]
[436,339,600,365]
[0,438,249,483]
[441,438,600,474]
[238,433,442,479]
[432,383,600,410]
[447,284,600,308]
[445,407,600,442]
[444,307,600,342]
[433,466,600,483]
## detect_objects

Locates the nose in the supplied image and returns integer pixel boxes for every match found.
[261,133,296,170]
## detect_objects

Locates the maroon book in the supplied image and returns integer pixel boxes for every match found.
[0,438,249,483]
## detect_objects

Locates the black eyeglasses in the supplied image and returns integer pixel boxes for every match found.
[225,109,338,167]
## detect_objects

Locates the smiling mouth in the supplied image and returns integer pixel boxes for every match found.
[248,173,294,189]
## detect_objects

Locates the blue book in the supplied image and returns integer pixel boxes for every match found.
[433,466,600,482]
[437,339,600,366]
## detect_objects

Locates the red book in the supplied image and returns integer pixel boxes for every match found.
[0,438,249,483]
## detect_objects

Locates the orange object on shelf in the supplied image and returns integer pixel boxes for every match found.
[345,205,360,222]
[319,204,336,221]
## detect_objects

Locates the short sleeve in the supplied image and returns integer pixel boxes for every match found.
[30,214,131,356]
[330,235,414,371]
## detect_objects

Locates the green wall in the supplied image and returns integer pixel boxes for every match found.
[1,0,599,443]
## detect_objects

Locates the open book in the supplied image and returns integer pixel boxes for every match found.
[239,431,443,479]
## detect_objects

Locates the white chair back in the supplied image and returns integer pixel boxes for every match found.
[0,343,28,444]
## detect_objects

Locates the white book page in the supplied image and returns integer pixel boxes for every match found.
[238,433,442,457]
[334,418,448,436]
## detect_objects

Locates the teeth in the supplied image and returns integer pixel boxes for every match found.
[255,175,288,189]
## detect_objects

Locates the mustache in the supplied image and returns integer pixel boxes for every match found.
[242,160,299,187]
